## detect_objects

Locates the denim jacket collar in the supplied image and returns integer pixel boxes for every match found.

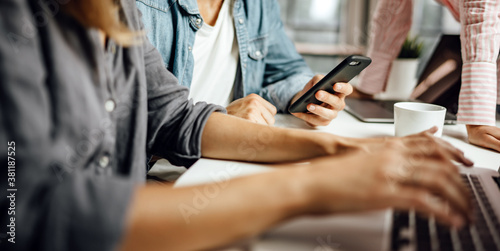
[178,0,244,15]
[177,0,200,15]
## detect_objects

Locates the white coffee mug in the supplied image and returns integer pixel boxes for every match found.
[394,102,446,137]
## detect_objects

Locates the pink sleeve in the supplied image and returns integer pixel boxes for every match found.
[456,0,500,126]
[357,0,414,95]
[497,59,500,105]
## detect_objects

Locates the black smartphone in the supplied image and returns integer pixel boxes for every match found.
[288,55,372,114]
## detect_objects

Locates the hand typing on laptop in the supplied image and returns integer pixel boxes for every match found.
[281,127,474,229]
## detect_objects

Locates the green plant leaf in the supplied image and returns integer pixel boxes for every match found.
[398,36,424,59]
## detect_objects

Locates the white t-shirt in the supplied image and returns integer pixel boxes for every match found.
[188,0,239,107]
[149,0,239,178]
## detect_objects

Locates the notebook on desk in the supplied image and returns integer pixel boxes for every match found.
[345,34,461,125]
[264,165,500,251]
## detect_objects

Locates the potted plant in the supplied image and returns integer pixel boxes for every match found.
[381,36,424,100]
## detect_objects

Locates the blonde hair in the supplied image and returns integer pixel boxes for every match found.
[64,0,141,46]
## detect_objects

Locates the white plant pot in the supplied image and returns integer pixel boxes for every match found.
[378,59,419,100]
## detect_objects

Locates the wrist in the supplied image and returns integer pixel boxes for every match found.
[253,167,312,219]
[283,157,349,216]
[317,133,369,155]
[310,132,345,156]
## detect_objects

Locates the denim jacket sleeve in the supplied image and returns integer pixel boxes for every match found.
[256,0,314,113]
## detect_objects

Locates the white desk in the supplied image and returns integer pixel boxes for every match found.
[175,111,500,251]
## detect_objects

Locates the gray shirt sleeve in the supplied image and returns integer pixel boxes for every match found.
[1,1,226,250]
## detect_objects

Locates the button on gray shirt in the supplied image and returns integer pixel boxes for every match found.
[0,0,224,250]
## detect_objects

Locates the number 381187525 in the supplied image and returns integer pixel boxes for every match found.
[8,141,15,168]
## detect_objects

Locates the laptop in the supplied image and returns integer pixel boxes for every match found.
[391,166,500,251]
[263,165,500,251]
[345,34,461,125]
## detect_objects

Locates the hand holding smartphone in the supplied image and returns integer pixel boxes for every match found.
[288,55,372,114]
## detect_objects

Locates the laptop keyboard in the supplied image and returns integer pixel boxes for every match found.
[392,174,500,251]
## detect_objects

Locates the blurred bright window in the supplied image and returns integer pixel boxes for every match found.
[276,0,460,73]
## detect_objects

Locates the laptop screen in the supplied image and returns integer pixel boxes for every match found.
[412,34,462,115]
[344,34,462,124]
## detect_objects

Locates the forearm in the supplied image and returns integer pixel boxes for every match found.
[200,112,351,162]
[121,130,475,251]
[120,168,309,251]
[456,0,500,125]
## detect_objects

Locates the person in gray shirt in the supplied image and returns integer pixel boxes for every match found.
[0,0,473,250]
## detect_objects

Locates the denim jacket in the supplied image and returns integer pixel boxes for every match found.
[136,0,314,112]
